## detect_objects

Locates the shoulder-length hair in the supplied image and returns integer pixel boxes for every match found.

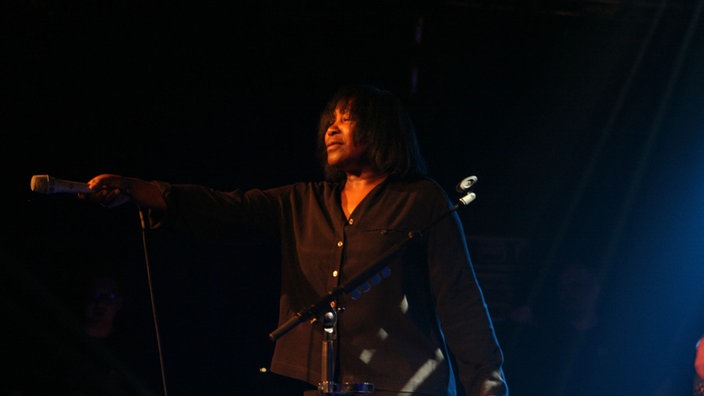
[316,84,428,181]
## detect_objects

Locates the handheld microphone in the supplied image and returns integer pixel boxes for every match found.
[30,174,92,194]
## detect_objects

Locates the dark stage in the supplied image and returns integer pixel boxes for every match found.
[5,1,704,395]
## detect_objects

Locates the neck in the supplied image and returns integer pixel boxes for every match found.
[340,170,387,218]
[345,170,387,187]
[569,309,599,330]
[83,323,114,338]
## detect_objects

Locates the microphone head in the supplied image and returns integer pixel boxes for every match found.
[30,174,91,194]
[30,174,52,194]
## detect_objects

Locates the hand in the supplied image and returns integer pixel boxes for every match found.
[77,174,130,208]
[78,174,166,211]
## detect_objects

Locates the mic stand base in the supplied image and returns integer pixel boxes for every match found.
[317,381,375,395]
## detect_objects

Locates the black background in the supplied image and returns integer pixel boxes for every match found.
[4,1,704,395]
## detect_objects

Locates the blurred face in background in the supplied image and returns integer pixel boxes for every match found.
[558,263,601,319]
[83,276,123,338]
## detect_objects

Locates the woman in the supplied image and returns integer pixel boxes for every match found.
[79,84,508,396]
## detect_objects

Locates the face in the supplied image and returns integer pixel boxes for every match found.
[558,264,600,313]
[84,277,123,325]
[324,103,369,172]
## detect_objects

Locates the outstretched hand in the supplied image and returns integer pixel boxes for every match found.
[78,174,167,212]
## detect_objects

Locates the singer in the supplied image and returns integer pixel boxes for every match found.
[78,84,508,396]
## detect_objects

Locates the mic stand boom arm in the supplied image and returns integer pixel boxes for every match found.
[269,226,418,342]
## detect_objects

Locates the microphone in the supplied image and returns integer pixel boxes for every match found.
[30,174,92,194]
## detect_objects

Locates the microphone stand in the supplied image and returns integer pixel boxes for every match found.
[268,183,477,395]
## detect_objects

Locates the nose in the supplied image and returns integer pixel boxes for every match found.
[326,126,340,136]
